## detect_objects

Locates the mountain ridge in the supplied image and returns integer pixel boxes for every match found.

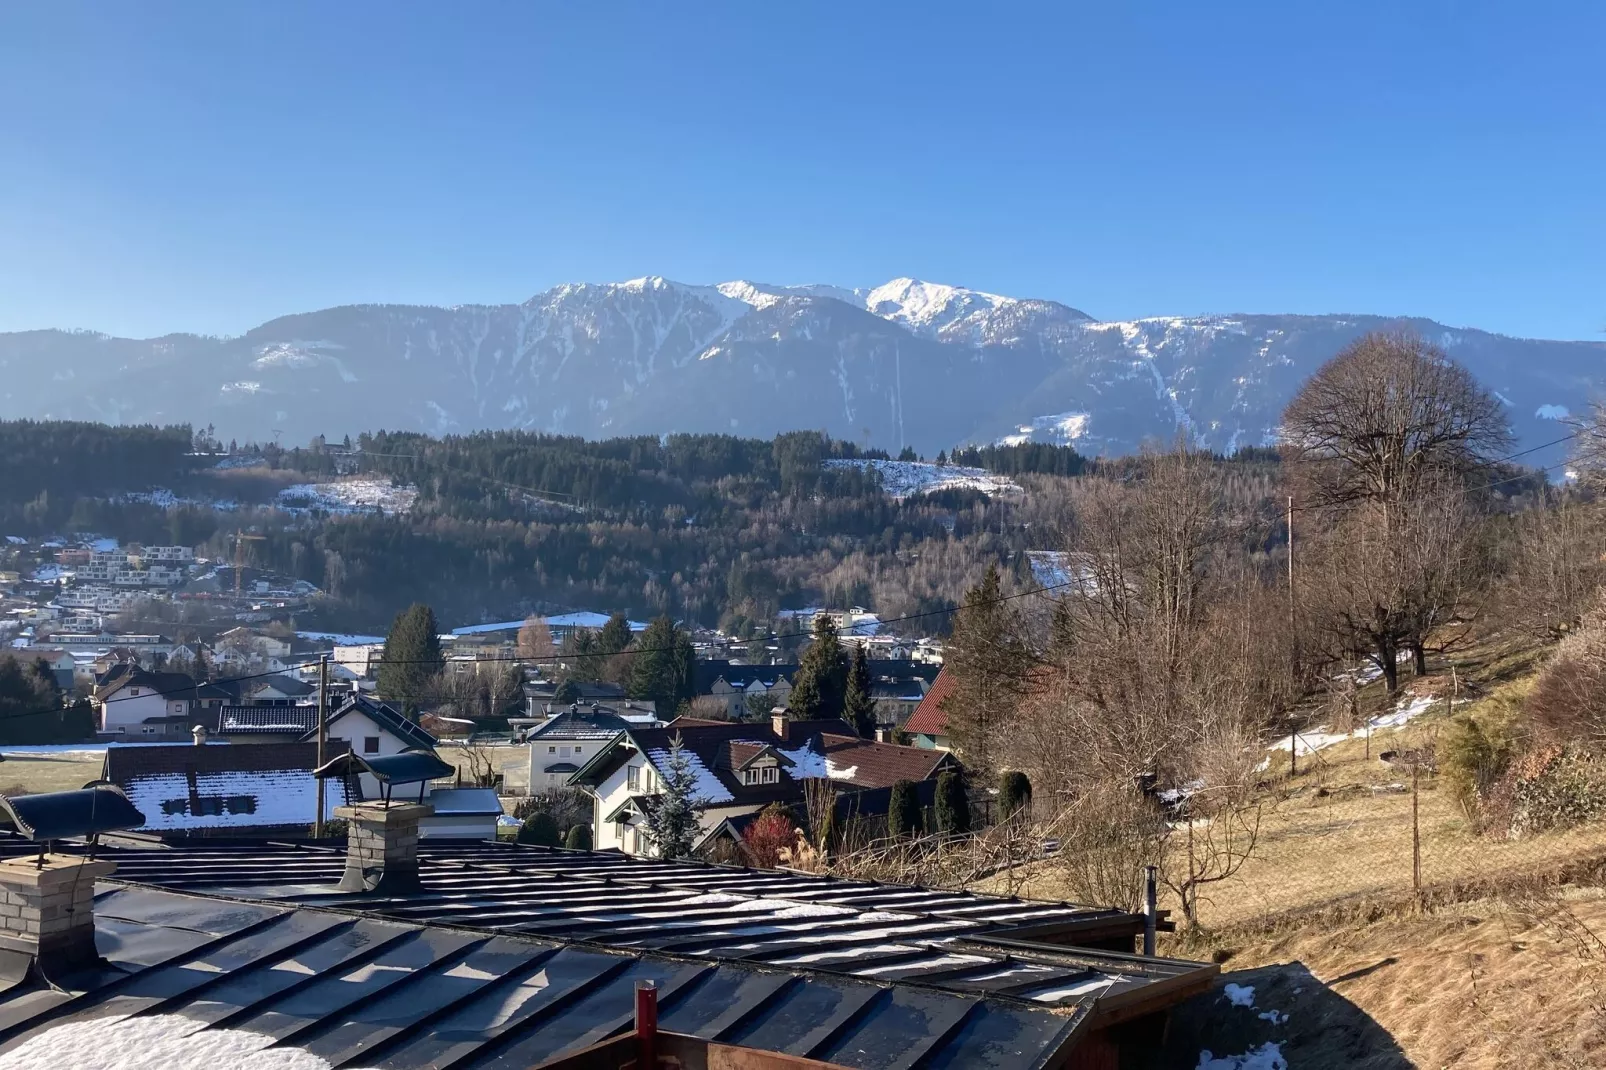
[1,276,1600,465]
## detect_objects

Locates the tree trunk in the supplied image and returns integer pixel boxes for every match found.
[1378,641,1399,693]
[1411,643,1427,677]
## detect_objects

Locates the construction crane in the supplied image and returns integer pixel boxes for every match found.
[232,529,266,599]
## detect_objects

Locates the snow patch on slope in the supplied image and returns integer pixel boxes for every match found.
[823,458,1021,500]
[1000,411,1091,446]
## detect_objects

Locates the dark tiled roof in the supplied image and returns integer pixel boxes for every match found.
[92,667,197,701]
[243,674,316,698]
[312,694,437,751]
[103,741,337,780]
[217,704,319,734]
[904,664,956,736]
[100,741,350,834]
[526,705,639,741]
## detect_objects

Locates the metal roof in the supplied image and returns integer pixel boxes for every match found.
[0,836,1215,1068]
[0,883,1087,1069]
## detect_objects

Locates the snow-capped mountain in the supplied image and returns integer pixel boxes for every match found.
[0,278,1600,467]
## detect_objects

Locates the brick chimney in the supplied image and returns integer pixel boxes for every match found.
[771,711,788,742]
[192,724,208,746]
[0,854,116,972]
[334,800,433,894]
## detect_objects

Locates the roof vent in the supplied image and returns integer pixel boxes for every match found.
[0,786,145,974]
[316,750,453,894]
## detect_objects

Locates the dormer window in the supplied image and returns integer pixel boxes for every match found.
[742,764,780,786]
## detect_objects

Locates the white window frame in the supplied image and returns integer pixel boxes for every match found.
[627,764,640,790]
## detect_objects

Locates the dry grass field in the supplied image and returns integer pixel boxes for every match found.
[0,750,106,796]
[977,632,1606,1066]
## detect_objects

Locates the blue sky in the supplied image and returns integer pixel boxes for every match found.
[2,2,1601,340]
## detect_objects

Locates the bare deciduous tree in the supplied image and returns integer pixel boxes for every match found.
[1281,331,1512,516]
[517,615,556,663]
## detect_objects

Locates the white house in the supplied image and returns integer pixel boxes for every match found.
[522,704,658,792]
[302,693,440,800]
[568,716,957,857]
[91,667,199,738]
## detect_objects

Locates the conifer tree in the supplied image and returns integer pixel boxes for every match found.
[789,614,848,720]
[517,811,561,846]
[934,769,970,835]
[887,779,921,840]
[999,771,1033,820]
[564,824,593,850]
[378,603,444,716]
[644,733,706,859]
[843,644,877,738]
[598,613,632,655]
[628,616,695,714]
[943,565,1035,778]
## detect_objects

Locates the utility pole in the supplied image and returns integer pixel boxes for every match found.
[314,654,329,837]
[1287,495,1298,676]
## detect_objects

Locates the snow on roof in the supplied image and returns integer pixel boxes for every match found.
[0,1013,336,1070]
[297,631,385,645]
[645,747,734,804]
[121,770,345,832]
[450,613,648,635]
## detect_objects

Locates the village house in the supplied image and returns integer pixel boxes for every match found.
[309,692,440,799]
[569,714,959,858]
[519,703,660,792]
[12,647,74,691]
[91,666,200,739]
[903,664,955,750]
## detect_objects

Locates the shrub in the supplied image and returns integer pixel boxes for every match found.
[517,810,562,846]
[888,779,921,839]
[934,769,970,835]
[564,824,592,850]
[1486,743,1606,838]
[742,806,797,869]
[1441,682,1528,824]
[999,771,1032,819]
[1527,612,1606,748]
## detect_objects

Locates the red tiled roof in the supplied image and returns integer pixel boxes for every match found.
[903,665,955,736]
[815,732,954,789]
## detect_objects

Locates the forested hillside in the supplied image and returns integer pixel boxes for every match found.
[0,421,1146,630]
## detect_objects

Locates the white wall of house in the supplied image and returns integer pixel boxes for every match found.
[528,738,600,792]
[98,690,187,736]
[588,750,758,857]
[326,708,415,800]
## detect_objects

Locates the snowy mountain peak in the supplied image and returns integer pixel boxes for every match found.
[863,278,1011,332]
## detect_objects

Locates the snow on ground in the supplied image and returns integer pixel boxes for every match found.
[1272,691,1441,758]
[276,480,418,516]
[1223,983,1256,1008]
[823,458,1021,500]
[0,1014,337,1070]
[1000,410,1092,447]
[1196,1044,1287,1070]
[28,565,68,582]
[296,631,386,645]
